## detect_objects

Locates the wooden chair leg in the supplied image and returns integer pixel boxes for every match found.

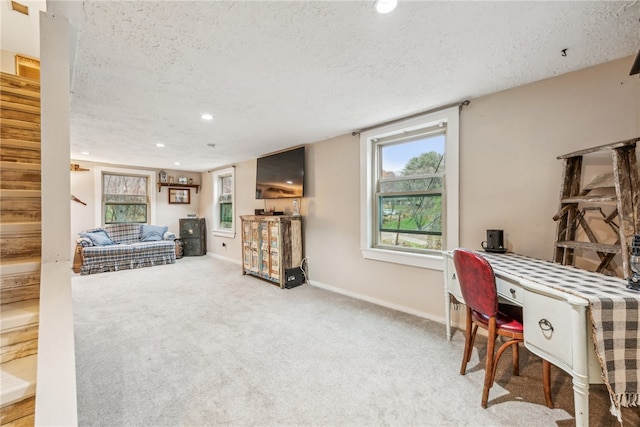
[543,359,553,408]
[460,307,473,375]
[481,321,497,408]
[512,342,520,376]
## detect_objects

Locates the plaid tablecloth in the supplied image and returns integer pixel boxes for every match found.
[479,252,639,421]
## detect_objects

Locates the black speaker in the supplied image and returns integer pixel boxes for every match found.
[284,267,305,289]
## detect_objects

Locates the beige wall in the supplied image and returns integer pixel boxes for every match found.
[201,55,639,321]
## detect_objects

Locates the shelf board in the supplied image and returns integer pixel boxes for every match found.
[555,241,620,254]
[157,182,200,193]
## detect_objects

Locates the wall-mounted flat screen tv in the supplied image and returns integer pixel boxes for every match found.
[256,146,305,199]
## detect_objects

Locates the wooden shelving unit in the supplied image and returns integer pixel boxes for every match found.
[157,182,200,193]
[553,137,639,278]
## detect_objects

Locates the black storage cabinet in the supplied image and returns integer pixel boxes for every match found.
[179,218,207,256]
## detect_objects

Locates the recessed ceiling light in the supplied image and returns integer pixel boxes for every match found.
[375,0,397,14]
[201,113,213,120]
[156,143,165,148]
[81,151,90,155]
[174,162,181,166]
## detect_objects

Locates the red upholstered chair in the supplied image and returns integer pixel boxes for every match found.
[452,248,553,409]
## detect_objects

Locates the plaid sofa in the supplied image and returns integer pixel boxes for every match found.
[76,223,176,275]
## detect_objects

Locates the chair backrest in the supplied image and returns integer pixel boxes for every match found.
[452,248,498,317]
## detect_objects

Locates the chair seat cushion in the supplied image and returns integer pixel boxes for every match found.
[471,308,523,333]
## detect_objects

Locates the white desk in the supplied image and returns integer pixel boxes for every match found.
[443,251,639,427]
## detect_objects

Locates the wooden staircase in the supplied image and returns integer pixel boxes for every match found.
[553,138,640,278]
[0,72,41,426]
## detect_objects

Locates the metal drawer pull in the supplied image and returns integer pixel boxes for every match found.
[510,288,516,296]
[538,318,554,332]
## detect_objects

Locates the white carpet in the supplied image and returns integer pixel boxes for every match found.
[72,256,634,426]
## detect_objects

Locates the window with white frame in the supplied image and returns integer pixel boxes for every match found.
[360,106,459,269]
[212,167,235,236]
[102,173,149,224]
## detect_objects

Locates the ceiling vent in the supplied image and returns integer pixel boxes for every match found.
[11,1,29,15]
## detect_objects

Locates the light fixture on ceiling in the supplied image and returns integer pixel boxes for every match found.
[81,151,90,155]
[174,162,181,166]
[375,0,397,14]
[156,143,165,148]
[201,113,213,120]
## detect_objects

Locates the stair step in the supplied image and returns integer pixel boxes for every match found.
[1,335,38,364]
[0,354,37,408]
[0,299,39,364]
[0,101,40,116]
[0,86,40,103]
[0,162,40,172]
[0,162,41,191]
[0,259,41,305]
[0,119,40,132]
[0,139,40,152]
[0,126,40,143]
[0,147,40,165]
[0,73,40,94]
[0,138,41,165]
[0,223,41,261]
[1,300,39,334]
[0,396,35,425]
[0,190,41,224]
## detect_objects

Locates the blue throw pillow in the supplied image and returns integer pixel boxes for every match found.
[141,225,168,242]
[80,230,116,246]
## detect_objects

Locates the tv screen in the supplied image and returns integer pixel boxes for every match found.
[256,146,305,199]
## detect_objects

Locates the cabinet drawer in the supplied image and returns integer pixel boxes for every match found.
[496,276,523,305]
[523,289,573,367]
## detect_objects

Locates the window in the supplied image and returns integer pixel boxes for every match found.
[360,106,459,269]
[376,128,445,251]
[212,167,235,236]
[102,173,149,224]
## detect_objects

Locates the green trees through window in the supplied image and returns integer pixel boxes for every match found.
[103,174,149,224]
[376,130,445,251]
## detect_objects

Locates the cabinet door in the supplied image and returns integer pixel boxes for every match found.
[250,221,259,249]
[250,249,259,273]
[183,238,204,256]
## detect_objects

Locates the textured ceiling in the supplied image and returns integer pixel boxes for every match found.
[49,0,640,172]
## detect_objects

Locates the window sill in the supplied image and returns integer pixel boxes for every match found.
[212,230,235,238]
[360,247,444,270]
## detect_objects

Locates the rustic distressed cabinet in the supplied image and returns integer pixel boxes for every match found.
[179,218,207,256]
[240,215,303,288]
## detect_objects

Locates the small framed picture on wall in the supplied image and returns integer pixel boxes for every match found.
[169,188,190,204]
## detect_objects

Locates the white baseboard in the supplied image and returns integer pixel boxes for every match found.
[309,279,446,325]
[206,252,242,265]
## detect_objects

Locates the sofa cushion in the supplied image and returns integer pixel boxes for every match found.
[79,229,116,246]
[141,224,168,242]
[103,223,142,245]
